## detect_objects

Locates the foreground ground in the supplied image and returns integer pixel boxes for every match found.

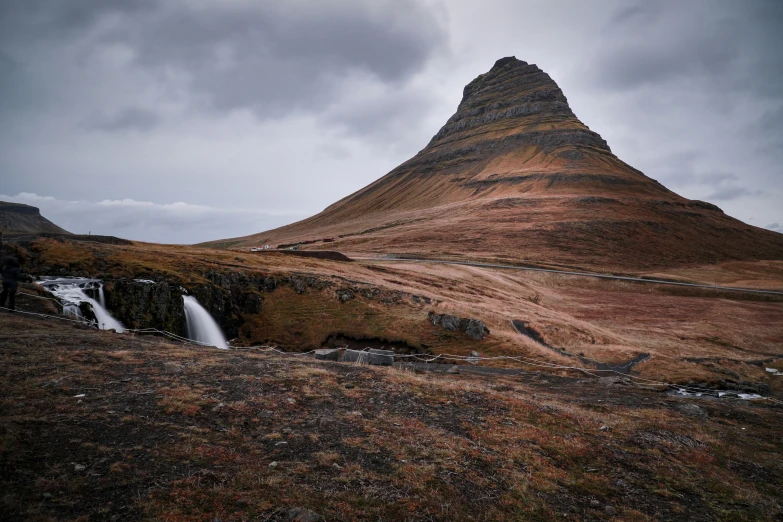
[1,312,782,521]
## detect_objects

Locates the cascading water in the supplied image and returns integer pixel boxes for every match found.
[183,295,228,349]
[38,277,125,332]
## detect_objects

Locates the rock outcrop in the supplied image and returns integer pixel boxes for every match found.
[103,279,186,334]
[428,312,489,341]
[0,201,70,235]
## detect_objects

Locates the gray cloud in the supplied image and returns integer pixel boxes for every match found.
[1,0,782,243]
[0,192,305,244]
[1,0,446,124]
[84,107,160,132]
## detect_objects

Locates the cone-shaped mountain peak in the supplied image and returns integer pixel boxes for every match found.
[212,58,783,270]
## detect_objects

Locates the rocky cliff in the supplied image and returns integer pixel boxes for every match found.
[0,201,70,235]
[215,57,783,271]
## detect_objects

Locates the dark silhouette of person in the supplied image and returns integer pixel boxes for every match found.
[1,256,21,311]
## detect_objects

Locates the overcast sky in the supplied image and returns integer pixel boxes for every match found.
[1,0,782,243]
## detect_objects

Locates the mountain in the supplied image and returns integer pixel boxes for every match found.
[216,57,783,270]
[0,201,70,235]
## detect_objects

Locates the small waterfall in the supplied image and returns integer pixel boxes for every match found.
[38,277,125,332]
[183,295,228,349]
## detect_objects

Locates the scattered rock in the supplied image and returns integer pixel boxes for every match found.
[285,398,296,405]
[604,505,617,516]
[42,492,52,499]
[74,464,86,472]
[677,403,708,419]
[292,277,306,294]
[163,362,184,374]
[318,416,335,427]
[464,319,490,340]
[288,506,322,521]
[212,403,225,412]
[599,425,610,432]
[344,383,355,389]
[282,428,292,435]
[340,349,393,366]
[428,312,489,340]
[263,277,277,292]
[268,461,279,469]
[589,499,600,508]
[447,365,461,374]
[314,348,340,361]
[336,289,355,302]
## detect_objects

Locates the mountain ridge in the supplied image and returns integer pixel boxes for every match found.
[209,57,783,270]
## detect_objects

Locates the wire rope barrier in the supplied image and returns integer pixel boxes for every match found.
[2,302,780,407]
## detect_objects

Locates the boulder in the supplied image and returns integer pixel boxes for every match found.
[428,311,490,340]
[314,349,341,361]
[339,349,394,366]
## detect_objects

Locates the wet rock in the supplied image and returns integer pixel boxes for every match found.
[287,507,322,522]
[242,293,262,314]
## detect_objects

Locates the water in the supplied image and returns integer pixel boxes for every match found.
[183,295,228,349]
[670,388,763,400]
[38,277,125,332]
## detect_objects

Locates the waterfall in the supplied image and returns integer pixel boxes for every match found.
[38,277,125,332]
[183,295,228,349]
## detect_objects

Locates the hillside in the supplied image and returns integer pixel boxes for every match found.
[213,57,783,271]
[0,201,70,235]
[1,311,782,521]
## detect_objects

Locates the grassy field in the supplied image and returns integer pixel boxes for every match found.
[1,311,782,521]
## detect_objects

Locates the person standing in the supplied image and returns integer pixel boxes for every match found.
[1,257,21,311]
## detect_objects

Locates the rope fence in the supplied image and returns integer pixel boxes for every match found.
[2,301,781,407]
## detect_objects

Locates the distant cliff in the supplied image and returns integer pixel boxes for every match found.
[0,201,71,235]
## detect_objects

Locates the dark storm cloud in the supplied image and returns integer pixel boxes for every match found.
[0,0,446,122]
[1,0,782,243]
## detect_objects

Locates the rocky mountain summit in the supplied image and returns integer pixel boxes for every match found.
[0,201,70,235]
[211,57,783,270]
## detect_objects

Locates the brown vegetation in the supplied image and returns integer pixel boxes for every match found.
[1,312,782,521]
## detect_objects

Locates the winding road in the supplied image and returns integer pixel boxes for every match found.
[360,256,783,296]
